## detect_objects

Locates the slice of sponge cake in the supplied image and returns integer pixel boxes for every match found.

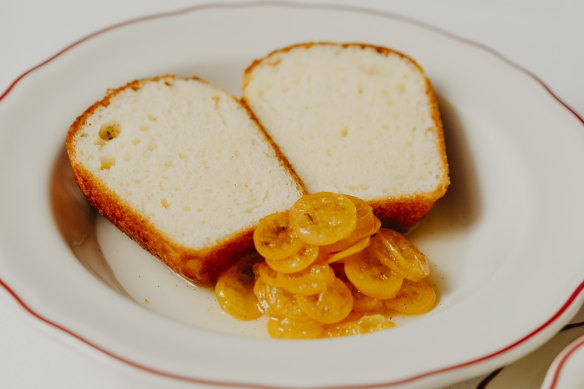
[67,75,305,285]
[242,43,449,230]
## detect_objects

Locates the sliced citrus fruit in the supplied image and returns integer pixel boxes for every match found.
[344,248,403,299]
[214,254,262,320]
[289,192,357,246]
[370,228,429,282]
[255,260,335,296]
[266,317,324,339]
[297,278,353,324]
[323,313,394,337]
[356,314,395,333]
[253,278,307,320]
[322,195,380,253]
[323,321,361,338]
[349,282,384,313]
[384,279,437,314]
[328,236,370,264]
[253,212,302,260]
[265,244,319,274]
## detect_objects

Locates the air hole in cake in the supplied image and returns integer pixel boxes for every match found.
[147,142,157,152]
[161,198,170,209]
[132,138,141,145]
[100,156,115,170]
[98,121,121,141]
[340,127,349,137]
[139,124,149,131]
[147,114,157,121]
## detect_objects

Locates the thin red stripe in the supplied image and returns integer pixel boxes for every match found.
[2,276,583,389]
[1,2,584,388]
[548,338,584,389]
[0,277,280,388]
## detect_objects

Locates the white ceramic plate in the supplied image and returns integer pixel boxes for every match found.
[539,309,584,389]
[1,2,584,388]
[541,332,584,389]
[461,315,584,388]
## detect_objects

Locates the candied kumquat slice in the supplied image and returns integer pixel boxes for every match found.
[370,229,429,282]
[289,192,357,246]
[256,261,335,296]
[349,283,384,313]
[356,314,395,333]
[254,212,302,260]
[323,321,361,338]
[267,317,324,339]
[322,196,380,253]
[328,236,370,264]
[344,248,403,299]
[384,279,436,314]
[322,313,394,337]
[265,245,319,274]
[253,278,307,320]
[297,278,353,324]
[215,255,262,320]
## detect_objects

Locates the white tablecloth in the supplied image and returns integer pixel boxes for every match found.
[1,1,582,388]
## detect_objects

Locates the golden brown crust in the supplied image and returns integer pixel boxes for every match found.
[69,160,255,286]
[243,42,450,231]
[66,74,293,286]
[369,195,439,232]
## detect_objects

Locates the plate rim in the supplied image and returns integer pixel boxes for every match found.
[2,278,584,388]
[1,1,584,388]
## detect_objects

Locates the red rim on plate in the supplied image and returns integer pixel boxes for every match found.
[1,2,583,388]
[546,335,584,389]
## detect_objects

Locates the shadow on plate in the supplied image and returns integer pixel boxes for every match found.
[49,147,127,295]
[414,93,482,235]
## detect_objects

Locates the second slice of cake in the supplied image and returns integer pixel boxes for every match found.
[242,43,450,230]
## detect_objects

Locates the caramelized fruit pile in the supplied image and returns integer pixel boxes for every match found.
[215,192,436,339]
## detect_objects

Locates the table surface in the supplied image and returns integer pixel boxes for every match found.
[1,1,583,388]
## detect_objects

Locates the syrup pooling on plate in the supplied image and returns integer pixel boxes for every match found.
[215,192,437,338]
